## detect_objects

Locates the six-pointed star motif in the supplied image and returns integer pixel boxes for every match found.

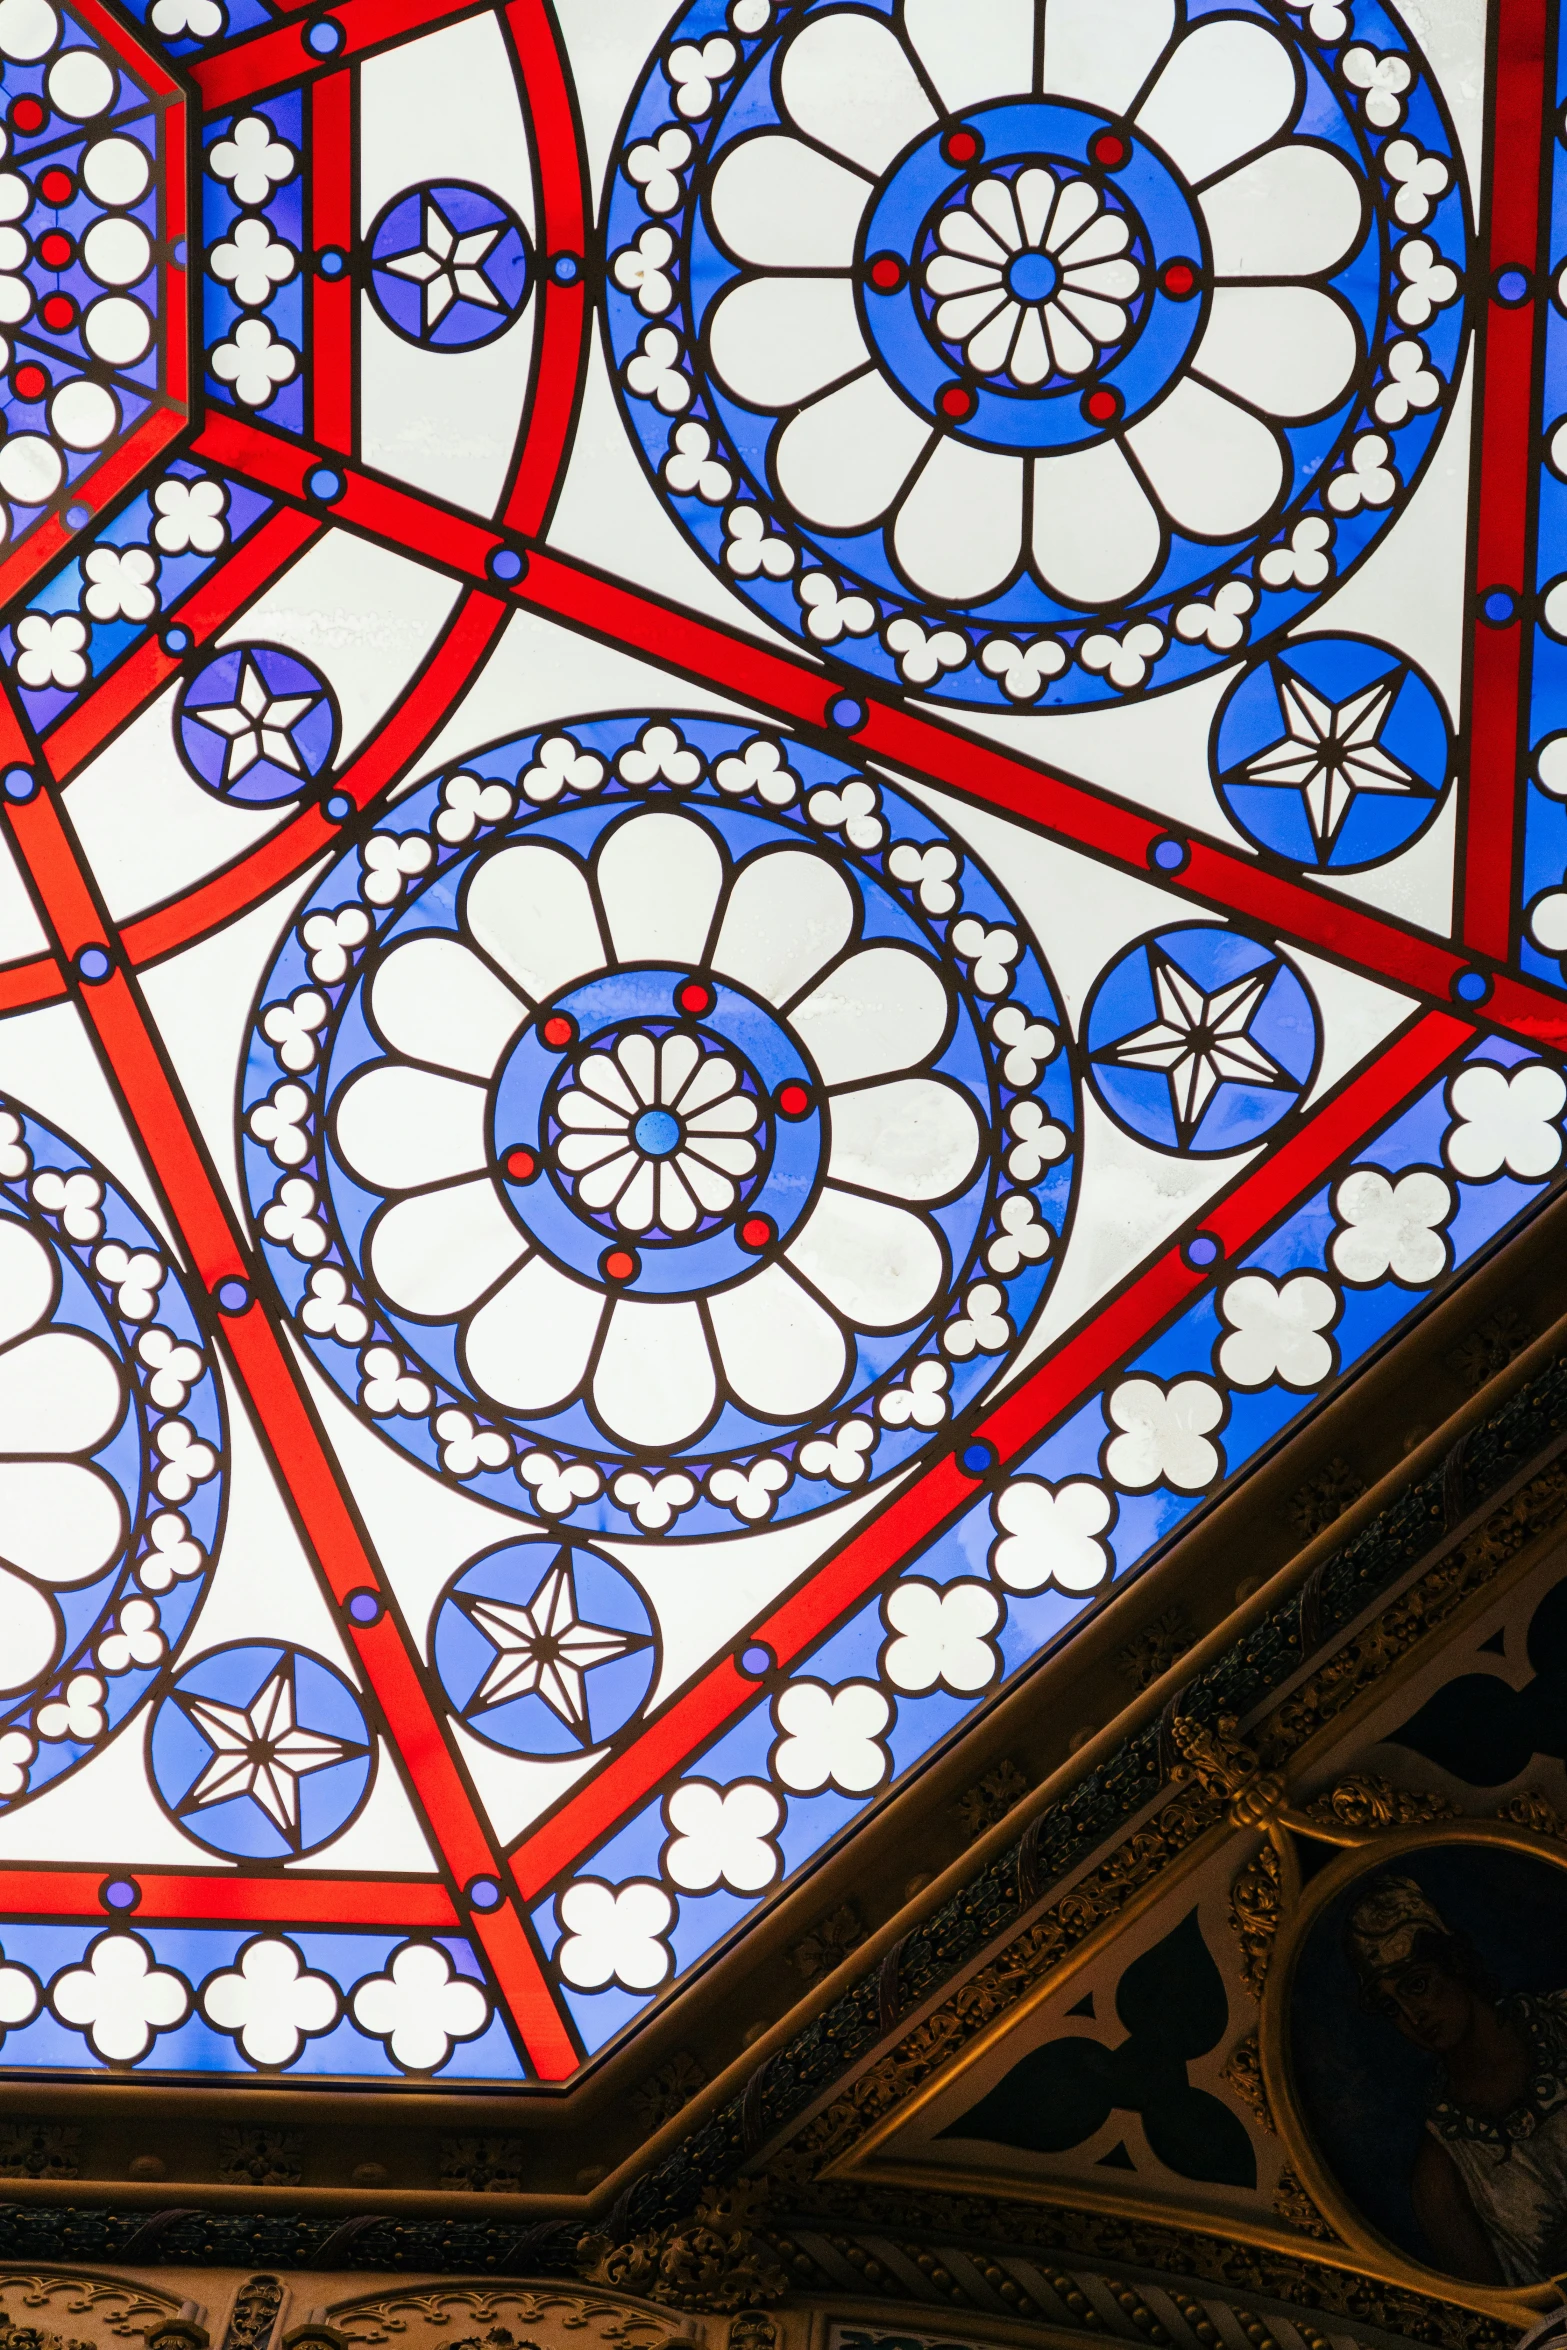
[188,655,320,786]
[1237,666,1426,857]
[461,1555,648,1742]
[382,194,503,332]
[1098,949,1293,1149]
[178,1662,364,1843]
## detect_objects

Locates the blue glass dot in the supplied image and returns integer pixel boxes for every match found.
[740,1643,774,1677]
[347,1590,381,1625]
[306,16,343,51]
[65,505,89,530]
[3,766,35,801]
[1495,267,1531,304]
[162,625,192,655]
[317,248,347,279]
[308,466,344,503]
[1151,837,1188,871]
[171,240,187,269]
[215,1276,250,1313]
[1184,1233,1220,1267]
[550,252,581,285]
[324,791,353,822]
[634,1108,681,1157]
[960,1441,996,1477]
[1483,587,1518,625]
[467,1875,502,1910]
[1453,968,1491,1003]
[490,547,525,582]
[75,945,111,984]
[829,694,866,732]
[1007,251,1058,302]
[101,1877,138,1911]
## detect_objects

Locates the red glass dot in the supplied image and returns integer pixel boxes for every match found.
[938,383,975,420]
[777,1082,810,1118]
[677,979,712,1013]
[740,1216,773,1250]
[37,229,71,270]
[38,168,72,207]
[10,98,45,135]
[868,253,903,291]
[40,293,75,331]
[942,128,980,163]
[504,1146,536,1182]
[12,364,45,403]
[603,1248,636,1281]
[542,1014,574,1048]
[1161,260,1197,297]
[1084,387,1120,422]
[1091,131,1127,166]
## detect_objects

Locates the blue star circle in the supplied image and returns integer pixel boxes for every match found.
[149,1642,372,1861]
[433,1539,656,1758]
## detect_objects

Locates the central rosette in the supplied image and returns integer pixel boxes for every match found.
[920,162,1146,391]
[547,1018,765,1240]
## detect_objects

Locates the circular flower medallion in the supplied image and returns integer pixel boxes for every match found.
[0,1095,225,1812]
[1211,633,1452,869]
[242,715,1077,1539]
[605,0,1470,708]
[175,643,339,806]
[433,1537,657,1757]
[149,1642,372,1861]
[1085,923,1320,1154]
[367,181,532,350]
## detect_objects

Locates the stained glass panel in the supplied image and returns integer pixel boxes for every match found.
[0,0,1551,2089]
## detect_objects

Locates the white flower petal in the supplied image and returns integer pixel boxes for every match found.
[464,842,605,1004]
[334,1067,490,1191]
[0,1561,57,1692]
[828,1076,982,1202]
[1031,437,1162,602]
[893,436,1023,601]
[0,1331,121,1454]
[709,1261,847,1415]
[933,287,1010,342]
[709,274,869,408]
[367,1179,526,1317]
[594,1298,715,1444]
[614,1157,657,1228]
[1194,285,1357,419]
[1055,210,1131,267]
[969,176,1023,254]
[1135,19,1297,185]
[775,370,931,530]
[616,1031,658,1106]
[936,212,1010,267]
[0,1218,52,1349]
[968,301,1022,375]
[596,810,724,966]
[1044,178,1100,253]
[779,8,935,173]
[787,1187,944,1328]
[369,936,526,1080]
[791,944,949,1085]
[1200,143,1365,277]
[707,133,871,267]
[1044,302,1095,375]
[462,1255,604,1410]
[0,1460,122,1585]
[1126,376,1284,537]
[926,254,1007,297]
[713,846,855,1004]
[1042,0,1176,112]
[903,0,1033,111]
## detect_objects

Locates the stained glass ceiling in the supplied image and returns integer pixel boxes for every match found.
[0,0,1548,2091]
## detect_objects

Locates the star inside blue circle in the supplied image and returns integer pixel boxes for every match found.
[368,181,532,351]
[1085,925,1320,1156]
[1211,636,1451,872]
[149,1643,372,1862]
[433,1540,656,1758]
[176,644,338,807]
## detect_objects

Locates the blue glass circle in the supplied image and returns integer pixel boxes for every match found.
[1211,636,1451,872]
[368,181,532,351]
[149,1643,372,1862]
[1085,924,1320,1155]
[1482,586,1519,625]
[175,644,338,808]
[1453,968,1491,1003]
[634,1108,682,1156]
[433,1539,656,1757]
[1008,252,1058,303]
